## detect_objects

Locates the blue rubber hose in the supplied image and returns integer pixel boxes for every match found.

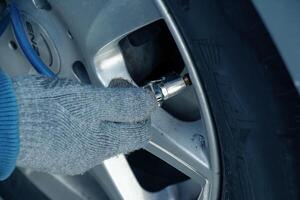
[9,4,55,77]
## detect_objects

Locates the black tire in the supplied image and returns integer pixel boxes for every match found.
[165,0,300,199]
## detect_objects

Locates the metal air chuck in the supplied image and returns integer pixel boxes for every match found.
[144,74,192,106]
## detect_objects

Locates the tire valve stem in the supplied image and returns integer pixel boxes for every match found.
[144,74,192,106]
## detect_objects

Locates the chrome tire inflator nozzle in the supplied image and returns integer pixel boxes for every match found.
[144,74,192,106]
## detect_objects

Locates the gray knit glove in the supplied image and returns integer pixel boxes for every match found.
[12,76,157,175]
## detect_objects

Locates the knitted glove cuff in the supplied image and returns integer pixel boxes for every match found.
[0,71,19,180]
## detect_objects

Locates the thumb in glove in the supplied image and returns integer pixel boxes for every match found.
[12,75,157,175]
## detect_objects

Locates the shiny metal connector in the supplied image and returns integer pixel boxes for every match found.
[144,74,192,106]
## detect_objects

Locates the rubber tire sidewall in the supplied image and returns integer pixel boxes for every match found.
[165,0,300,199]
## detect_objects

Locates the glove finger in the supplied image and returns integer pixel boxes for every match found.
[109,78,135,88]
[13,75,158,123]
[69,120,152,175]
[51,86,157,123]
[17,104,152,175]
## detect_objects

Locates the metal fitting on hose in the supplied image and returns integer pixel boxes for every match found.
[144,74,192,106]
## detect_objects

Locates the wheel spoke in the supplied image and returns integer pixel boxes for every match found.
[145,108,212,185]
[90,155,193,200]
[89,0,162,86]
[90,155,151,200]
[90,109,210,200]
[19,168,109,200]
[86,0,162,55]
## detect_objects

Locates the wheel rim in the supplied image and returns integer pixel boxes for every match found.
[90,1,221,199]
[12,0,221,199]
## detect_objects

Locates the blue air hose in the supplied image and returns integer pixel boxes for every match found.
[1,4,56,77]
[9,4,55,77]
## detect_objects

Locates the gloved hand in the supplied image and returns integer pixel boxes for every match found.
[12,76,157,175]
